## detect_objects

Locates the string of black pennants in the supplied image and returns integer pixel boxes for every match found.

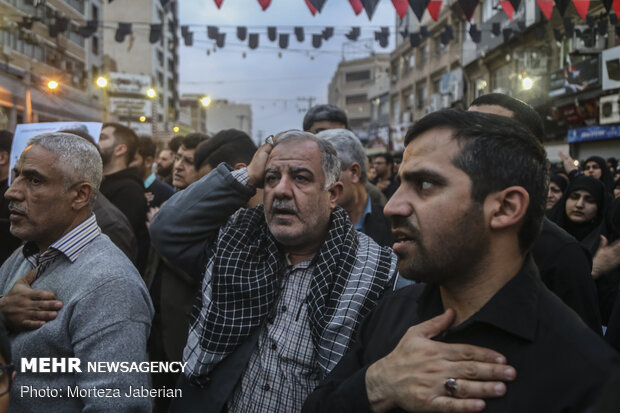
[16,0,620,54]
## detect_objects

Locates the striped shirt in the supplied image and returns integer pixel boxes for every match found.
[23,213,101,278]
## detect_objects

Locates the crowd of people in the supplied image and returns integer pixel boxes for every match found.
[0,94,619,412]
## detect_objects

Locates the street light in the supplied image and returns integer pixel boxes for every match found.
[522,77,534,90]
[147,88,157,98]
[96,76,108,88]
[200,96,212,107]
[139,115,147,123]
[47,80,59,90]
[173,126,180,133]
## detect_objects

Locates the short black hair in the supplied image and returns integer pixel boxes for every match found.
[405,109,549,253]
[470,93,545,140]
[102,122,139,166]
[373,152,393,165]
[168,135,184,152]
[303,104,349,131]
[137,136,157,159]
[181,133,209,150]
[194,129,256,171]
[59,129,96,146]
[0,130,13,153]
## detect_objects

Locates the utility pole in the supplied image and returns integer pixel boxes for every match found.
[24,62,33,123]
[297,96,316,114]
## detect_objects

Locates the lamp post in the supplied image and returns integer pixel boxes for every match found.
[200,95,211,133]
[96,76,109,122]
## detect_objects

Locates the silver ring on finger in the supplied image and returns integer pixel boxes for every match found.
[444,377,458,396]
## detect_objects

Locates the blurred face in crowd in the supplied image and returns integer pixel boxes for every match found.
[307,120,346,134]
[263,138,338,250]
[565,189,598,224]
[173,146,199,190]
[372,156,392,179]
[547,182,563,211]
[615,186,620,199]
[584,161,602,180]
[157,149,174,177]
[129,152,152,181]
[384,128,489,283]
[98,126,117,166]
[5,145,78,251]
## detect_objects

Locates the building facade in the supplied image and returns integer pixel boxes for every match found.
[205,99,252,137]
[328,53,390,141]
[102,0,179,138]
[0,0,104,130]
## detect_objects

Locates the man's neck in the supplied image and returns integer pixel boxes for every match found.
[439,246,524,326]
[103,160,127,176]
[35,211,91,253]
[346,184,368,225]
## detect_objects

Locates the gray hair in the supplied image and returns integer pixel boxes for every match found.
[28,132,103,208]
[316,128,367,183]
[272,130,341,190]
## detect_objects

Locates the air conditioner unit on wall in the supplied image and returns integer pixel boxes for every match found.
[600,94,620,125]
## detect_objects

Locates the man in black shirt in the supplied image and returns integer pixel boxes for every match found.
[304,110,620,413]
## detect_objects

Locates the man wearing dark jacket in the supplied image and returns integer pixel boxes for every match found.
[317,129,393,247]
[0,130,21,264]
[131,137,174,209]
[98,123,148,272]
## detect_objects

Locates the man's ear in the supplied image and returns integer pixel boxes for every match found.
[486,186,529,230]
[328,181,344,210]
[113,143,127,159]
[349,162,362,184]
[71,183,94,211]
[233,162,247,170]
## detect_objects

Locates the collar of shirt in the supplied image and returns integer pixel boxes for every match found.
[144,172,156,189]
[22,213,101,267]
[353,195,372,232]
[417,256,540,343]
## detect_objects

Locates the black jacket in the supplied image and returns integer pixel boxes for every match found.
[362,202,394,248]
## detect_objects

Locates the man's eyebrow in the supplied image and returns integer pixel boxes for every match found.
[400,168,447,185]
[289,166,314,176]
[14,167,46,180]
[265,166,281,175]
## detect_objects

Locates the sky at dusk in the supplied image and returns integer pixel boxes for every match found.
[178,0,397,141]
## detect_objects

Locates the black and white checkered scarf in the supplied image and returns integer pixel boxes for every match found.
[191,204,394,384]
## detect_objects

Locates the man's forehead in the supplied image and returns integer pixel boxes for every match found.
[404,127,456,160]
[16,144,60,173]
[268,139,321,165]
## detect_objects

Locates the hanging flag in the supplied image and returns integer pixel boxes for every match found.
[305,0,318,15]
[322,27,334,40]
[409,0,430,21]
[49,17,70,38]
[421,26,431,38]
[78,20,98,38]
[500,1,515,20]
[533,24,546,40]
[345,27,361,40]
[611,12,618,25]
[216,33,226,47]
[427,1,442,21]
[586,15,595,27]
[537,0,554,19]
[440,31,450,45]
[237,26,247,41]
[469,24,481,42]
[392,0,409,18]
[349,0,364,15]
[184,32,194,46]
[502,28,513,41]
[555,0,570,15]
[279,33,290,48]
[294,26,305,42]
[249,33,259,49]
[214,0,224,8]
[598,18,608,36]
[312,34,322,48]
[564,17,574,36]
[207,26,219,40]
[114,22,132,42]
[553,28,563,40]
[257,0,271,10]
[149,24,162,43]
[458,0,478,21]
[267,26,277,41]
[602,0,613,12]
[612,0,620,16]
[509,0,521,10]
[361,0,380,19]
[409,32,421,47]
[309,0,327,12]
[492,22,501,36]
[573,0,589,20]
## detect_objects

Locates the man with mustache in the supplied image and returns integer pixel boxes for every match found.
[303,110,620,412]
[0,132,153,411]
[150,131,399,412]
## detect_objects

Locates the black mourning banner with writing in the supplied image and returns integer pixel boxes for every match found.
[279,33,289,49]
[312,33,323,48]
[150,24,162,44]
[115,22,132,42]
[267,26,277,42]
[346,27,361,40]
[295,26,305,42]
[249,33,259,49]
[237,26,247,41]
